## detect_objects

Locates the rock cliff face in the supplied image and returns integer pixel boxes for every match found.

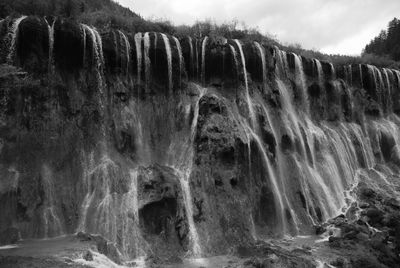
[1,15,400,265]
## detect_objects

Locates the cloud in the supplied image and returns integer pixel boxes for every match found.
[116,0,400,55]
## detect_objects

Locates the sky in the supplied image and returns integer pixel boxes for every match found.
[116,0,400,55]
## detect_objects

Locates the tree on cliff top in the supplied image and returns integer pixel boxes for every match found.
[364,18,400,61]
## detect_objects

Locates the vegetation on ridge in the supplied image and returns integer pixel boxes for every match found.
[1,0,399,70]
[364,18,400,62]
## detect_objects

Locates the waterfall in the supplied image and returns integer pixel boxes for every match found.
[292,54,309,112]
[169,86,207,256]
[112,31,118,68]
[7,15,27,64]
[134,33,143,85]
[78,155,144,257]
[82,25,87,65]
[196,39,200,81]
[254,41,267,89]
[7,25,400,260]
[41,165,63,238]
[345,64,353,86]
[329,63,336,79]
[45,18,56,73]
[81,24,107,150]
[129,170,140,224]
[173,36,183,87]
[125,169,142,257]
[276,48,290,78]
[95,31,104,66]
[81,24,104,70]
[281,51,289,76]
[188,37,194,77]
[395,71,400,92]
[118,30,130,74]
[275,79,348,220]
[81,25,105,102]
[246,126,286,233]
[176,169,202,257]
[274,46,284,76]
[315,59,324,86]
[230,44,239,78]
[153,32,158,63]
[376,67,384,92]
[143,32,151,91]
[367,65,377,89]
[77,152,95,232]
[234,39,256,128]
[258,102,300,234]
[201,37,208,85]
[382,68,392,111]
[161,33,173,93]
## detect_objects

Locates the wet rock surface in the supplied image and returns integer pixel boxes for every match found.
[0,227,20,246]
[76,232,122,264]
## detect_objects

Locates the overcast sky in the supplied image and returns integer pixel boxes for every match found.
[116,0,400,55]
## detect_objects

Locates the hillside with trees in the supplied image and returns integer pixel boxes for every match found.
[1,0,399,69]
[364,18,400,61]
[0,0,168,32]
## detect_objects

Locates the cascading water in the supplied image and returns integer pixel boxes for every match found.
[134,33,143,85]
[153,32,158,62]
[78,155,144,257]
[234,39,256,127]
[201,37,208,85]
[77,152,95,232]
[167,86,207,257]
[41,165,63,238]
[143,32,151,91]
[82,24,87,65]
[188,37,194,77]
[315,59,325,90]
[81,24,107,154]
[45,18,55,72]
[161,33,173,93]
[173,36,183,87]
[81,24,104,70]
[292,54,309,112]
[275,48,289,77]
[128,170,140,225]
[245,125,286,233]
[329,62,336,79]
[258,101,300,234]
[254,41,267,89]
[118,30,130,74]
[196,39,200,81]
[7,15,27,64]
[4,21,400,266]
[268,48,387,226]
[344,64,353,85]
[230,44,239,79]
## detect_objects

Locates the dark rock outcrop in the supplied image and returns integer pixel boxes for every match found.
[0,227,20,246]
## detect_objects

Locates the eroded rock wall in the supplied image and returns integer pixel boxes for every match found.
[0,15,400,262]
